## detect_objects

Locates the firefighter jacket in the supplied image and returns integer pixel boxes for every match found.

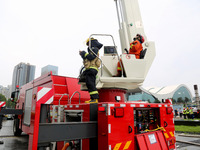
[129,40,143,59]
[189,109,193,114]
[186,109,190,114]
[183,109,186,114]
[80,39,103,71]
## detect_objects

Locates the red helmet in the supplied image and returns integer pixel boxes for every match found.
[136,34,145,43]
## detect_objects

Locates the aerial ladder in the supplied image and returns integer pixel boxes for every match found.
[80,0,156,100]
[0,0,175,150]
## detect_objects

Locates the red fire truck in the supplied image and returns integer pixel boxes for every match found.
[4,72,175,150]
[0,0,176,149]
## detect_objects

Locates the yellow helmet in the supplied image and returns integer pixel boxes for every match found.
[86,37,94,46]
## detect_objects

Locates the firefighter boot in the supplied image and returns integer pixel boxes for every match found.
[85,99,98,103]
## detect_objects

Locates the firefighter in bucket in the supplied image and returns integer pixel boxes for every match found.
[79,37,103,103]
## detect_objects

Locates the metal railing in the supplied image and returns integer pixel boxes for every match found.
[69,91,81,104]
[58,93,69,106]
[88,34,123,77]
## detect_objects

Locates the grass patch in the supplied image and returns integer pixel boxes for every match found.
[175,125,200,134]
[183,119,200,121]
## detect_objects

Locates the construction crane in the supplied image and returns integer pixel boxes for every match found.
[0,0,175,150]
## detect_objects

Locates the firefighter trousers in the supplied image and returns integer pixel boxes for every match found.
[85,68,99,100]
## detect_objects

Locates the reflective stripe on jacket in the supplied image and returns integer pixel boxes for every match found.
[183,110,186,114]
[189,109,193,114]
[186,109,190,114]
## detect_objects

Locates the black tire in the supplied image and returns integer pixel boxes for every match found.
[13,118,22,136]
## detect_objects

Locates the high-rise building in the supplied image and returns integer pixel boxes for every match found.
[11,62,35,93]
[41,65,58,76]
[0,85,11,99]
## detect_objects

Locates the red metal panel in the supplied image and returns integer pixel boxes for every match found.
[159,104,175,149]
[156,131,169,150]
[144,132,162,150]
[98,103,134,150]
[66,78,90,104]
[51,75,67,85]
[136,135,148,150]
[30,87,55,150]
[98,89,126,102]
[53,85,68,94]
[136,131,169,150]
[98,103,109,150]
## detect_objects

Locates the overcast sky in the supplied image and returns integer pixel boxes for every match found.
[0,0,200,96]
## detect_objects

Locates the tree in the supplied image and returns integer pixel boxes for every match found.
[172,98,176,104]
[6,98,16,108]
[177,97,184,103]
[184,97,190,104]
[0,94,6,102]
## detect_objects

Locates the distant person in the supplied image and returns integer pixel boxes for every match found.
[179,108,183,118]
[183,108,186,119]
[189,107,194,119]
[174,109,178,118]
[113,34,144,77]
[186,107,190,119]
[193,107,197,118]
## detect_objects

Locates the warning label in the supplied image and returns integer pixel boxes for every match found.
[148,134,157,144]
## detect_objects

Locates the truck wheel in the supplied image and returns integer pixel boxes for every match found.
[13,118,22,136]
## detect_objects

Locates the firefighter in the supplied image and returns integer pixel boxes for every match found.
[174,109,178,118]
[189,107,194,119]
[183,108,186,119]
[186,107,190,119]
[179,108,183,118]
[113,34,144,77]
[79,37,103,103]
[129,34,144,58]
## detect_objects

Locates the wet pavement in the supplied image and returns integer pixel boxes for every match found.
[176,134,200,150]
[0,119,28,150]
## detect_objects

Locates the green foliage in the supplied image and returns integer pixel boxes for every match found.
[177,97,184,103]
[172,98,176,104]
[6,98,16,108]
[0,94,16,108]
[184,97,190,103]
[0,94,6,101]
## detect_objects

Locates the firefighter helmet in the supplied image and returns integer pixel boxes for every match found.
[136,34,145,43]
[86,37,94,46]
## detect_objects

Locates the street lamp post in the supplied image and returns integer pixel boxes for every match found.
[194,85,200,110]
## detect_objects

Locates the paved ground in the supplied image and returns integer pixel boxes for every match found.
[0,119,200,150]
[0,119,28,150]
[176,134,200,150]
